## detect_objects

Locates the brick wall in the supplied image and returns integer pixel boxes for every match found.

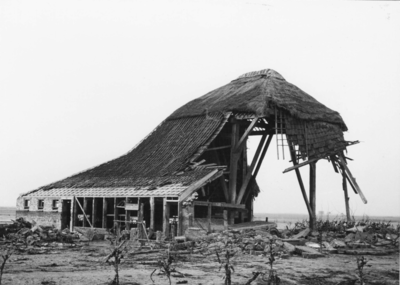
[16,196,62,228]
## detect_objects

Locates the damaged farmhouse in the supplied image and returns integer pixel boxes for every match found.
[16,69,366,237]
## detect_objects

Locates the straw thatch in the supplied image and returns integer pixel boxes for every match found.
[36,113,227,192]
[169,69,347,131]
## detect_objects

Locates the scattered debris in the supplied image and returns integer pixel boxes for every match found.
[0,218,81,254]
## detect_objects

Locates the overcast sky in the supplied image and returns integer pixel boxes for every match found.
[1,0,399,217]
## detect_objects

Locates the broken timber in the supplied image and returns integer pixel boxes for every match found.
[283,158,319,173]
[337,153,367,204]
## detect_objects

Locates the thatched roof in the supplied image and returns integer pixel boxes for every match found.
[24,69,348,197]
[169,69,347,131]
[35,113,228,192]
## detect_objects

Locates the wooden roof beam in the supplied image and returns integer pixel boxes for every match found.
[283,158,319,173]
[193,201,246,210]
[179,169,220,202]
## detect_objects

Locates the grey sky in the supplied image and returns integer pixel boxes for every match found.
[1,0,399,217]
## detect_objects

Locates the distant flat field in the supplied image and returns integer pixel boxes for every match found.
[254,212,400,228]
[0,206,16,222]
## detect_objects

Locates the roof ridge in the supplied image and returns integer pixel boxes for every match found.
[237,69,285,80]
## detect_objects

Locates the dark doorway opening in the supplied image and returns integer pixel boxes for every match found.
[154,198,164,232]
[139,198,151,229]
[61,200,71,230]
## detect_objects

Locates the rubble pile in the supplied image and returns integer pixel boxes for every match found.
[183,227,290,258]
[0,218,81,254]
[161,220,400,259]
[1,218,398,259]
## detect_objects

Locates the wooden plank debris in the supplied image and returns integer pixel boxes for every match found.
[295,246,324,258]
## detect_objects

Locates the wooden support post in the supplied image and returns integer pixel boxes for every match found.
[72,197,76,230]
[92,198,96,228]
[113,197,117,225]
[177,201,182,236]
[163,198,170,239]
[214,150,230,202]
[242,140,248,182]
[309,162,317,230]
[250,198,254,222]
[83,198,88,227]
[223,210,228,230]
[75,198,80,227]
[219,176,229,202]
[342,170,351,221]
[125,197,130,230]
[138,202,144,239]
[236,133,269,204]
[150,197,155,231]
[207,203,212,232]
[229,122,239,203]
[69,199,74,231]
[288,144,314,221]
[102,197,107,228]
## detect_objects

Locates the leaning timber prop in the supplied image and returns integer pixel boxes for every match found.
[74,196,93,228]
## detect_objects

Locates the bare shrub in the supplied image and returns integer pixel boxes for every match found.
[0,248,13,285]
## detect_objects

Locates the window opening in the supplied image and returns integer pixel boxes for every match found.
[38,199,44,210]
[24,199,30,210]
[52,200,59,210]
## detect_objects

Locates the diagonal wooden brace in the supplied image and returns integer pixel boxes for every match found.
[234,118,258,154]
[74,196,93,228]
[288,144,314,219]
[337,153,367,204]
[236,133,269,204]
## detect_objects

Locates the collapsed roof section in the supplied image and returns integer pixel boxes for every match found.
[23,69,351,199]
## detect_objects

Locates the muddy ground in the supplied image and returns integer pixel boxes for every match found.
[2,241,399,285]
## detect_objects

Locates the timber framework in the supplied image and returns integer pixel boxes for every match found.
[16,69,366,235]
